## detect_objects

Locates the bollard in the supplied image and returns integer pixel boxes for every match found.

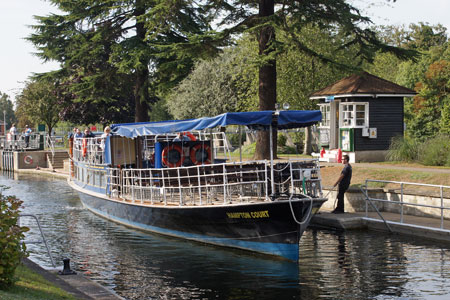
[59,258,77,275]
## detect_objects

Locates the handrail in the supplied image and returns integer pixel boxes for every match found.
[19,214,56,268]
[98,159,323,206]
[362,179,450,230]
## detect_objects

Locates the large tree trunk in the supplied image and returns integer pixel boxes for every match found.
[134,0,150,123]
[304,126,312,155]
[254,0,277,160]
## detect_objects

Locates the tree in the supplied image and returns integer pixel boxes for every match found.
[168,37,258,119]
[185,0,417,159]
[29,0,216,123]
[410,58,450,137]
[15,80,61,137]
[0,92,17,130]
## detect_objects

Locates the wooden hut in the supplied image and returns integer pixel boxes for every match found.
[310,72,416,162]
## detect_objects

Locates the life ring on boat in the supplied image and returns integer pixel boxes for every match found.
[184,132,197,141]
[162,144,184,168]
[190,144,212,165]
[82,138,88,157]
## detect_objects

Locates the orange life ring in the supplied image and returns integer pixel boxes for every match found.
[190,144,212,165]
[82,138,88,157]
[184,132,197,141]
[162,144,184,168]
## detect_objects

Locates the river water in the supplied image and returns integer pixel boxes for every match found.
[2,173,450,300]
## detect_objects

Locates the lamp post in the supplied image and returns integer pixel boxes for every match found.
[3,110,5,135]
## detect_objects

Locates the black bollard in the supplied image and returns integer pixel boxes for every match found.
[59,258,77,275]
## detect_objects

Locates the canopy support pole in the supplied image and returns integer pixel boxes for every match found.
[239,125,242,163]
[269,125,275,198]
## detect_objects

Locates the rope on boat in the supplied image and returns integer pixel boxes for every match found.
[288,193,313,226]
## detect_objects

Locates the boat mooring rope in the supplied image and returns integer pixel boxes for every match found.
[288,193,313,226]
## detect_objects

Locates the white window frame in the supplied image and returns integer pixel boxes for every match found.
[339,102,369,128]
[318,103,331,128]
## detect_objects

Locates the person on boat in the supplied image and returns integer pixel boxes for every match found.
[24,125,32,148]
[83,127,95,138]
[100,126,111,151]
[332,154,352,214]
[74,128,83,138]
[173,132,191,142]
[101,126,111,138]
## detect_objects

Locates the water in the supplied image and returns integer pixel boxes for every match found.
[2,173,450,300]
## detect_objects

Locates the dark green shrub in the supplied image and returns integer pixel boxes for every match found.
[0,188,28,289]
[386,135,420,162]
[277,133,287,147]
[227,132,246,148]
[418,135,450,166]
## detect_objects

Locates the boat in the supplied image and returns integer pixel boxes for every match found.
[67,110,327,261]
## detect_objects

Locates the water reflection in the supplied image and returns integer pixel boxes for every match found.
[2,174,450,300]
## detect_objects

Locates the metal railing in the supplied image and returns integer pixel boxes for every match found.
[361,179,450,230]
[73,136,106,165]
[19,214,56,268]
[102,159,323,206]
[0,133,40,150]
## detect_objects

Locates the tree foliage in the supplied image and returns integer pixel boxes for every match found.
[15,80,61,136]
[28,0,217,123]
[168,36,258,119]
[0,92,17,129]
[0,187,28,289]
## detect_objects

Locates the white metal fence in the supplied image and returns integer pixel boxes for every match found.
[101,159,322,206]
[361,179,450,230]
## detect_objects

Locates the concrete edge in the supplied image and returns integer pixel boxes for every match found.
[21,258,124,300]
[21,258,94,300]
[15,168,69,179]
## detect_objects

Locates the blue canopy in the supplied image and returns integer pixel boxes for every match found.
[110,110,321,138]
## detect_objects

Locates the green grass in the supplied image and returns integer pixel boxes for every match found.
[0,264,77,300]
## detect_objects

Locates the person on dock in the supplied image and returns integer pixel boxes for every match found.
[24,125,32,148]
[9,124,17,143]
[332,154,352,214]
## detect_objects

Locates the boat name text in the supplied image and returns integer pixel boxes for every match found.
[226,210,269,219]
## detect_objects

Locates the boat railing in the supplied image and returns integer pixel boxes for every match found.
[272,159,323,198]
[106,159,323,206]
[73,136,106,165]
[193,131,232,160]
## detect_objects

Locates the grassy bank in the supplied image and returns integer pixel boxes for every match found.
[0,264,76,300]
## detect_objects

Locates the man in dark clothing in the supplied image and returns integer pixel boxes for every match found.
[83,127,95,138]
[332,154,352,214]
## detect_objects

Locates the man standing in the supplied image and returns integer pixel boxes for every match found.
[332,154,352,214]
[24,125,32,148]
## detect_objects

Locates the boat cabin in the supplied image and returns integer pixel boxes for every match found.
[310,72,416,163]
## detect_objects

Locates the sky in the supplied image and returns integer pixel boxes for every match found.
[0,0,449,100]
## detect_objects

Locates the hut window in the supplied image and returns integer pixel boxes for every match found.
[319,104,331,127]
[340,102,368,128]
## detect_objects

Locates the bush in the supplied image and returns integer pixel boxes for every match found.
[386,135,420,162]
[0,187,28,289]
[277,134,287,147]
[418,135,450,166]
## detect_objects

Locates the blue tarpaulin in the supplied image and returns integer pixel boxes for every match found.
[110,110,321,138]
